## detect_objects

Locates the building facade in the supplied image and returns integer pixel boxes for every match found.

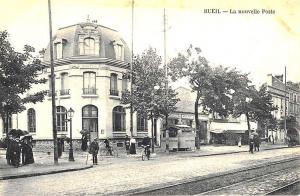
[0,20,156,149]
[265,74,300,142]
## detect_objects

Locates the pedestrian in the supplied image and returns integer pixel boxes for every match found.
[89,138,99,165]
[129,137,136,154]
[20,136,34,165]
[249,134,254,154]
[124,135,130,155]
[81,134,88,151]
[104,139,112,155]
[6,136,13,165]
[254,135,260,152]
[10,138,21,167]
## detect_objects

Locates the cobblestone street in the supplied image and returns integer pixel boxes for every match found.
[0,147,299,195]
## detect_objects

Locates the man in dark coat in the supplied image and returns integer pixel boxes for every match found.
[81,134,88,151]
[20,137,34,165]
[10,138,21,167]
[89,138,99,165]
[254,135,261,152]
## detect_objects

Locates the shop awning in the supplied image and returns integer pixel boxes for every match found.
[225,130,247,134]
[210,121,249,134]
[210,129,247,134]
[210,129,225,134]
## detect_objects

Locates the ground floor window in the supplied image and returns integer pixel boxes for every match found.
[113,106,126,132]
[137,112,147,132]
[56,106,67,131]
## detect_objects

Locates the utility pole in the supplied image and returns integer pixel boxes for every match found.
[163,8,170,153]
[284,66,287,142]
[48,0,58,165]
[130,0,134,137]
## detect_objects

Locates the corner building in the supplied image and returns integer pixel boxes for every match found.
[11,21,156,149]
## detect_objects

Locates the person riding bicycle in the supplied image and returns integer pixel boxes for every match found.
[141,136,151,156]
[104,139,112,155]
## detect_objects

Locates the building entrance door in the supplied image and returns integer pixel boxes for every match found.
[82,105,98,142]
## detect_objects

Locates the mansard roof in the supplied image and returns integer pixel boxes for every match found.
[43,22,131,65]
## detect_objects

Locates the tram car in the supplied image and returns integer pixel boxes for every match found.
[161,125,196,151]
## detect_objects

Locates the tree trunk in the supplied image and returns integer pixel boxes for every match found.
[246,112,251,145]
[151,112,154,153]
[5,111,9,137]
[246,112,251,133]
[165,113,169,153]
[195,91,201,149]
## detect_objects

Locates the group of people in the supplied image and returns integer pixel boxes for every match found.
[87,135,151,165]
[6,135,34,167]
[249,132,261,154]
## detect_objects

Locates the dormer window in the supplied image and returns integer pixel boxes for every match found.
[55,43,63,59]
[54,39,66,59]
[112,40,124,61]
[84,37,95,55]
[115,45,124,60]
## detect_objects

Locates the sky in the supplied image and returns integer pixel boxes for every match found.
[0,0,299,88]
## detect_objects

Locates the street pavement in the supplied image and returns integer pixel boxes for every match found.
[0,143,299,195]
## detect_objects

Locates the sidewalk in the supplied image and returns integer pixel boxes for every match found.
[0,142,295,180]
[0,150,92,180]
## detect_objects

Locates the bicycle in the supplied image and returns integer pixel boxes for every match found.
[100,143,118,157]
[141,145,151,161]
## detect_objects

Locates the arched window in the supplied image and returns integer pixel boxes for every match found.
[82,105,98,134]
[27,108,36,132]
[84,37,95,55]
[3,115,12,133]
[110,73,118,96]
[113,106,126,132]
[56,106,67,132]
[137,112,147,132]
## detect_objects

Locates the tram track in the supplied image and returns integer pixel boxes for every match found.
[116,156,300,195]
[199,166,300,195]
[266,180,300,195]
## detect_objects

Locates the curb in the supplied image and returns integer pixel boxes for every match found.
[0,164,93,180]
[188,145,299,158]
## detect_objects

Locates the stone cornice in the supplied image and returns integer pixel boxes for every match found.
[42,57,130,69]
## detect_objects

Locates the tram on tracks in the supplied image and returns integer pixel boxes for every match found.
[161,125,196,151]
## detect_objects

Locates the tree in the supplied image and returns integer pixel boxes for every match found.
[169,45,248,148]
[121,47,178,151]
[233,84,278,138]
[0,31,47,135]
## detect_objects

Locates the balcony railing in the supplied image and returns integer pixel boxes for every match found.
[110,89,119,96]
[60,89,70,96]
[82,88,97,95]
[47,90,57,97]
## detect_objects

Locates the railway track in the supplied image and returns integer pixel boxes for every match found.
[117,156,300,195]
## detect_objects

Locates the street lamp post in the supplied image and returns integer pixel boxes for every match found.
[67,108,75,162]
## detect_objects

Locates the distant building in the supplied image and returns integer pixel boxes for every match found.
[265,74,300,142]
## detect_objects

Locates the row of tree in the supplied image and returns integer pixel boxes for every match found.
[122,45,278,148]
[0,30,282,148]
